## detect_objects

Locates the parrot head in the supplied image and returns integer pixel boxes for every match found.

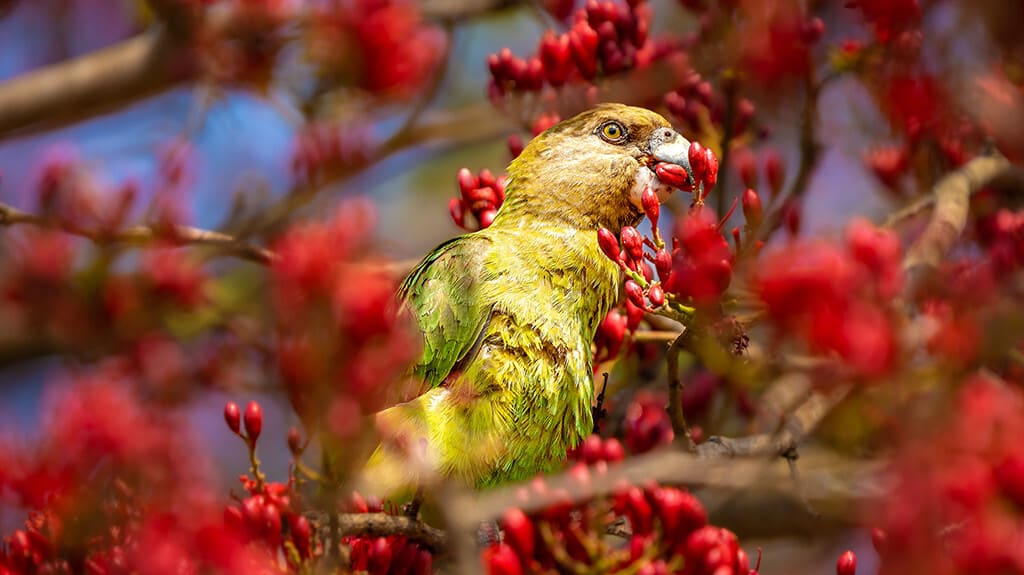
[499,103,696,232]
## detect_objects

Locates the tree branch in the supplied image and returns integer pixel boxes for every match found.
[666,329,696,451]
[0,30,194,138]
[0,202,276,264]
[336,512,447,553]
[900,154,1024,291]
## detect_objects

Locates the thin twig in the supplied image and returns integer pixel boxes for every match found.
[666,329,696,452]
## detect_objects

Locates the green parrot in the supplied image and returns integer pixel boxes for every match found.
[365,103,696,492]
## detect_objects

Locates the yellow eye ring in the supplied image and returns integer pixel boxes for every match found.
[599,121,626,143]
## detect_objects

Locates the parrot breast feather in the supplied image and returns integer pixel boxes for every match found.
[398,234,493,394]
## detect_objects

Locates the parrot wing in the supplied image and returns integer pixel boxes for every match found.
[398,234,493,394]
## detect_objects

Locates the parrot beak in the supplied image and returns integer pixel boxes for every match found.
[649,129,697,191]
[629,128,698,210]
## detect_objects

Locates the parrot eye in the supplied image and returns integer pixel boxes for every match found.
[598,121,627,144]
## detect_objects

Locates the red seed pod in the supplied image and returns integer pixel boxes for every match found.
[243,400,263,443]
[688,142,707,183]
[654,162,692,191]
[654,248,672,281]
[597,227,622,263]
[224,402,241,434]
[448,198,465,228]
[870,527,888,555]
[478,209,497,229]
[621,226,644,262]
[482,543,524,575]
[617,486,654,535]
[625,279,646,310]
[457,168,478,195]
[290,515,312,558]
[479,169,497,189]
[647,283,665,307]
[602,437,625,462]
[368,537,393,574]
[287,427,302,455]
[241,496,264,529]
[579,434,603,463]
[702,147,719,191]
[742,188,762,228]
[625,298,645,331]
[262,504,282,547]
[801,16,825,44]
[501,508,535,561]
[569,20,600,79]
[764,150,785,196]
[781,199,802,236]
[836,550,856,575]
[507,134,524,158]
[641,187,660,225]
[540,32,573,86]
[412,549,433,575]
[466,186,499,207]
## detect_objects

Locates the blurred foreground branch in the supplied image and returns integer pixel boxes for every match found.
[0,201,276,264]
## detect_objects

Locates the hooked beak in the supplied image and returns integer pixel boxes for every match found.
[649,128,697,190]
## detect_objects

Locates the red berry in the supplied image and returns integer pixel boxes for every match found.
[836,550,856,575]
[287,427,302,455]
[654,248,672,281]
[764,150,785,196]
[224,402,241,434]
[742,188,762,228]
[625,279,646,309]
[647,283,665,307]
[448,198,465,228]
[483,543,524,575]
[243,400,263,443]
[598,227,622,263]
[621,226,644,262]
[688,141,707,183]
[501,508,535,562]
[641,187,660,225]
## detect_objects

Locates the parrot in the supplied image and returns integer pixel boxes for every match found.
[365,103,698,492]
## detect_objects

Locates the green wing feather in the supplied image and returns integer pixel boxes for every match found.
[398,234,493,392]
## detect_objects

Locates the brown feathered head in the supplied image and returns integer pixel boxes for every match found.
[496,103,696,231]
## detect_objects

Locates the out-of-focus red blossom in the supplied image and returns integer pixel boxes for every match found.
[291,121,372,183]
[874,375,1024,574]
[881,73,947,141]
[845,0,920,43]
[664,72,757,138]
[865,145,909,191]
[306,0,445,97]
[665,208,733,308]
[270,200,418,434]
[754,219,902,377]
[567,434,627,464]
[623,391,674,454]
[0,379,280,575]
[735,0,813,86]
[141,247,207,309]
[450,168,506,230]
[594,307,629,364]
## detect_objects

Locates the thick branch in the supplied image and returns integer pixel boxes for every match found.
[0,31,194,138]
[336,513,447,552]
[899,156,1024,280]
[0,202,276,264]
[695,383,853,458]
